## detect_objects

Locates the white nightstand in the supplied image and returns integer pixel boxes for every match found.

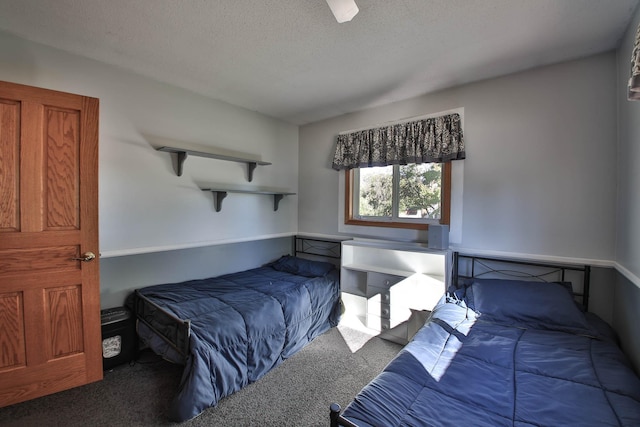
[340,239,448,344]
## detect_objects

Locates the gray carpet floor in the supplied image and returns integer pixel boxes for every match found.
[0,324,402,426]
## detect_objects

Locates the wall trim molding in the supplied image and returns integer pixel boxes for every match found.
[100,232,296,258]
[101,238,640,290]
[614,261,640,289]
[449,246,615,267]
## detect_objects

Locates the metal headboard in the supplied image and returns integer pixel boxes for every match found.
[293,235,347,261]
[452,252,591,311]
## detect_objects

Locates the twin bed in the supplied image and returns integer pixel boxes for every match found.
[331,253,640,426]
[132,252,341,421]
[130,241,640,425]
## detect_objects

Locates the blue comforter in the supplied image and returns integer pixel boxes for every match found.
[136,262,340,421]
[341,298,640,426]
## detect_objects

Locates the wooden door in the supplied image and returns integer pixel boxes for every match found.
[0,80,102,407]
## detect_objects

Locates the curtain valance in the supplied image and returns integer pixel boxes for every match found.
[331,113,465,170]
[629,23,640,100]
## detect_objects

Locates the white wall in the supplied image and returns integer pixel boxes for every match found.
[0,30,299,256]
[299,53,618,325]
[300,53,617,263]
[2,28,635,362]
[614,4,640,373]
[0,30,299,307]
[617,8,640,284]
[299,48,640,369]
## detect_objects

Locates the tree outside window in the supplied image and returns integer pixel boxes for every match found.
[346,162,450,230]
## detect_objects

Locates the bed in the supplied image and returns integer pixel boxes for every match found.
[131,252,341,422]
[330,252,640,427]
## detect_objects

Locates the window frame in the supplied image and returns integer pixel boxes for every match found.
[344,161,451,230]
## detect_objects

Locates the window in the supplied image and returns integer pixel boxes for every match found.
[333,111,463,230]
[345,161,451,230]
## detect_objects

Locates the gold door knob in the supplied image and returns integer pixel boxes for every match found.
[72,252,96,262]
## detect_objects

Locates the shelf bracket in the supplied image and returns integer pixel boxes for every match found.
[202,188,293,212]
[273,194,284,211]
[210,191,228,212]
[247,162,257,182]
[170,151,188,177]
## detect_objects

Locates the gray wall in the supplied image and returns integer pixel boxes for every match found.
[614,5,640,373]
[613,272,640,373]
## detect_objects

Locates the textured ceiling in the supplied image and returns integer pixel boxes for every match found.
[0,0,637,124]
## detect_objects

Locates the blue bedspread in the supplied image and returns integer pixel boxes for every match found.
[341,300,640,426]
[136,262,340,421]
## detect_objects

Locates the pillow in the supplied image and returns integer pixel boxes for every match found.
[451,278,573,300]
[270,255,335,277]
[464,278,596,336]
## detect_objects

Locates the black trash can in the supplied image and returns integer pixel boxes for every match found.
[101,307,137,370]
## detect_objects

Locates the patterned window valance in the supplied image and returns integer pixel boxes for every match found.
[331,113,465,170]
[629,23,640,100]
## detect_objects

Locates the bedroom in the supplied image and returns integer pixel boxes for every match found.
[1,0,639,425]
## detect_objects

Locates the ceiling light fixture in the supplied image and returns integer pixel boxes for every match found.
[326,0,359,23]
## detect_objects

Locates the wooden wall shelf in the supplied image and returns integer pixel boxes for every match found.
[201,188,295,212]
[157,146,271,181]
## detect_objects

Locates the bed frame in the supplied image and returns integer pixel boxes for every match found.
[294,235,346,263]
[133,235,345,365]
[133,290,192,363]
[452,252,591,311]
[329,251,592,426]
